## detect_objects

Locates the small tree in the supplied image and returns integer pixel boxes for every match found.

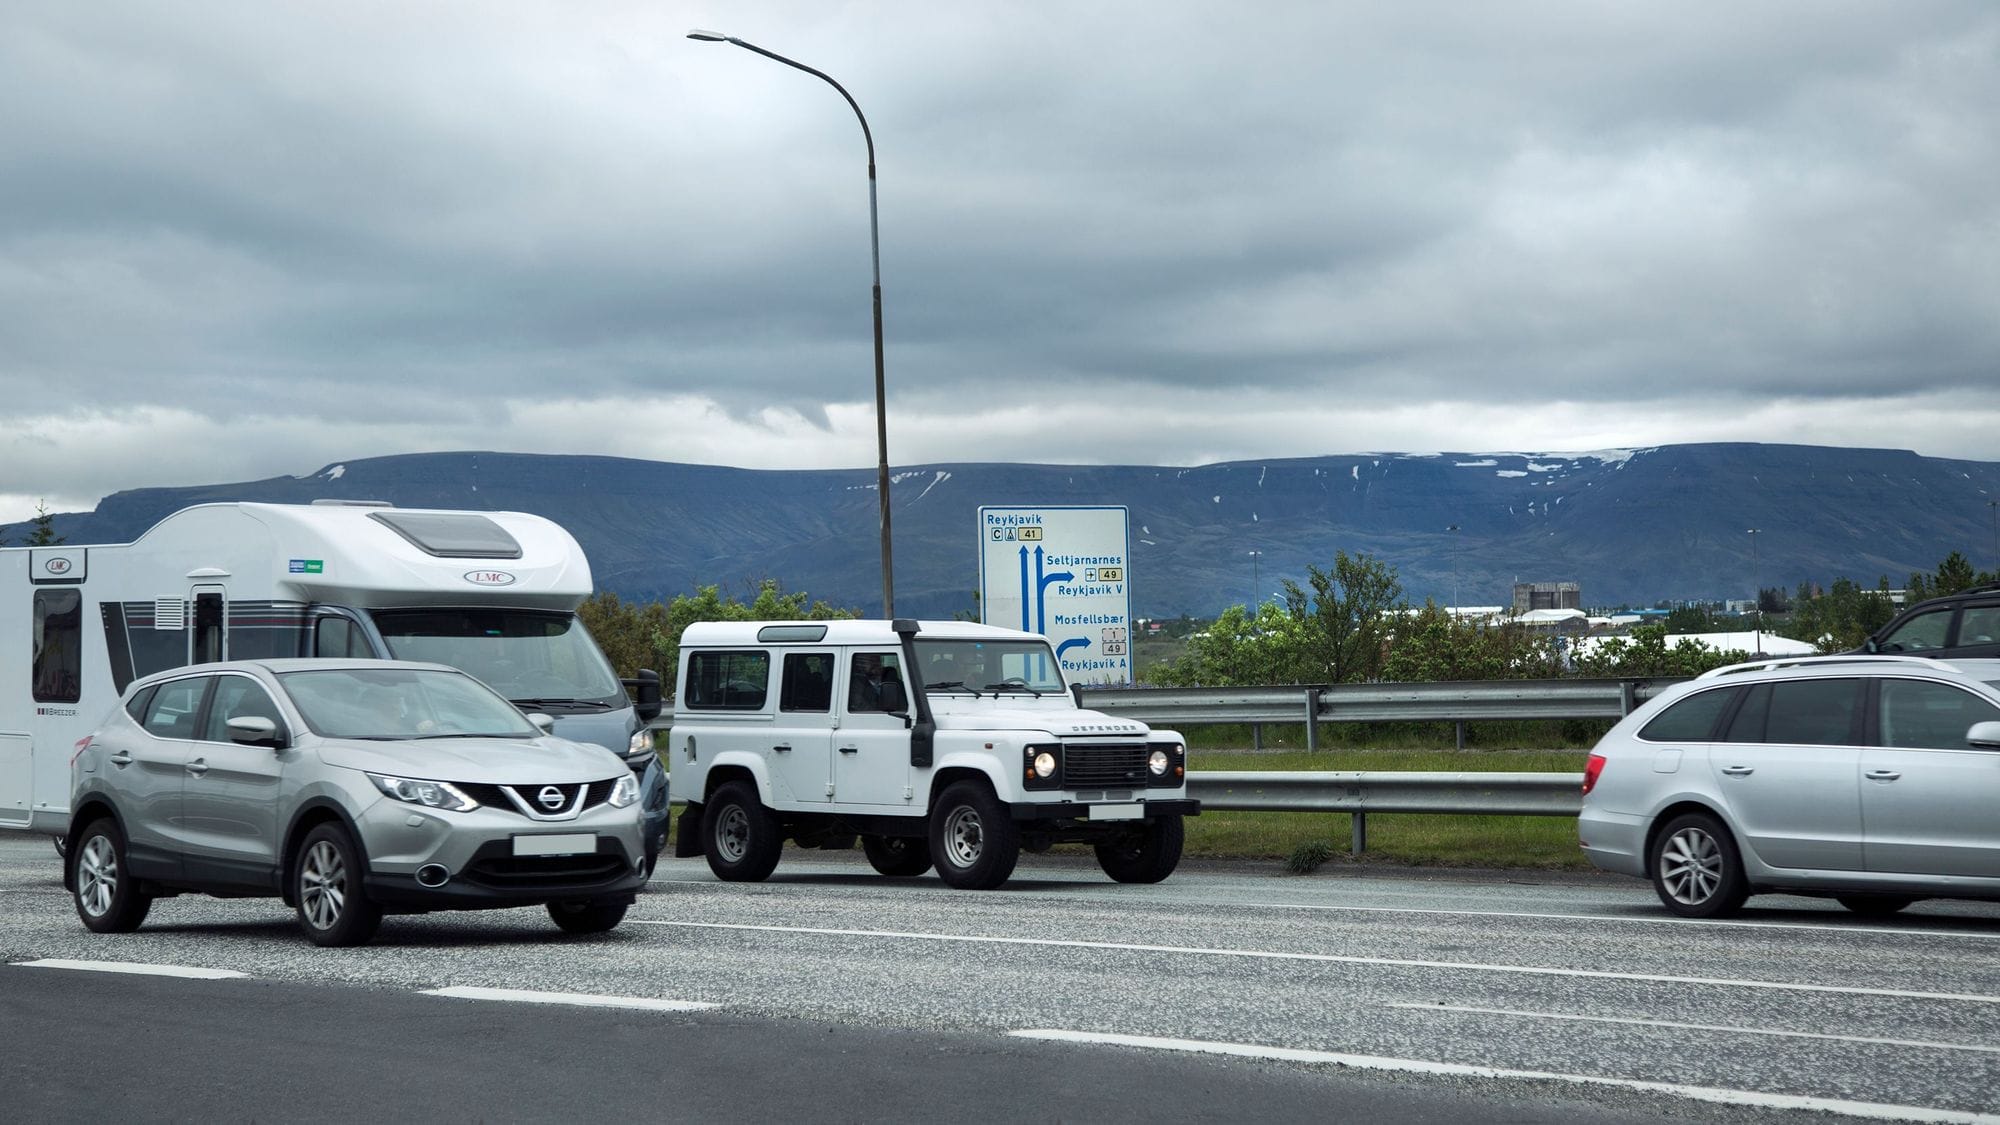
[27,500,62,546]
[1281,551,1405,684]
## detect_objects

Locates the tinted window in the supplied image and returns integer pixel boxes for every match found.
[141,678,211,741]
[32,589,83,703]
[201,676,289,743]
[1763,679,1860,745]
[1722,684,1770,743]
[124,684,158,723]
[684,651,770,711]
[846,651,907,714]
[1879,679,2000,750]
[1958,606,2000,646]
[779,652,835,713]
[1638,687,1738,742]
[1878,609,1952,653]
[368,511,523,559]
[315,617,374,658]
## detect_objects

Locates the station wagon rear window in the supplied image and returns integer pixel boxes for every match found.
[368,512,523,559]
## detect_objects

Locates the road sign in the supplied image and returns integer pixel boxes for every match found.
[977,505,1132,685]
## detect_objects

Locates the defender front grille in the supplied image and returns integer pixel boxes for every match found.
[1063,743,1152,789]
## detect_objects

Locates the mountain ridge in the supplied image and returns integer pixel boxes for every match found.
[10,443,1997,618]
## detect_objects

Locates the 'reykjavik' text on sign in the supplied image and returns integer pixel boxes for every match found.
[977,505,1132,685]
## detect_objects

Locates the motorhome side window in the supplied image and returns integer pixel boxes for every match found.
[315,617,373,659]
[684,651,770,710]
[32,589,83,704]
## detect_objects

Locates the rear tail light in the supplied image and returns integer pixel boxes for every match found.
[1582,753,1606,796]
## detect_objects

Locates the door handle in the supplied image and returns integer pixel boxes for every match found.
[838,745,859,755]
[773,744,792,754]
[108,751,133,767]
[1865,769,1902,781]
[186,758,210,778]
[1719,765,1755,777]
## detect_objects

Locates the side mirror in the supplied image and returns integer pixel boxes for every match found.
[1967,721,2000,750]
[627,669,664,723]
[527,712,556,734]
[226,715,283,748]
[1862,636,1879,654]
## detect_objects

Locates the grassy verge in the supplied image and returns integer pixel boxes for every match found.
[1180,748,1592,870]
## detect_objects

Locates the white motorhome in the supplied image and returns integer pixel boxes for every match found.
[670,618,1197,889]
[3,501,668,862]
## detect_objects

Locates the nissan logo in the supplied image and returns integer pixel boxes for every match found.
[537,786,566,810]
[465,570,518,587]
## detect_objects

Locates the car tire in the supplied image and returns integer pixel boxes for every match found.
[703,781,782,882]
[1649,812,1749,918]
[71,818,151,934]
[293,822,383,947]
[1836,894,1917,917]
[1094,815,1185,884]
[862,834,934,877]
[929,781,1020,890]
[548,900,629,934]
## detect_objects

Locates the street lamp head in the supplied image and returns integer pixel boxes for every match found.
[686,29,732,42]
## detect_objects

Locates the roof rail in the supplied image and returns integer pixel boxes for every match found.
[1696,654,1961,680]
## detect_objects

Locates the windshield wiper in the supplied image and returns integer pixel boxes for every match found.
[979,679,1045,698]
[510,698,614,714]
[924,680,975,693]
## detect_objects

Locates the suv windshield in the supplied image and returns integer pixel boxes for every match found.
[279,666,539,740]
[370,608,624,709]
[913,639,1066,695]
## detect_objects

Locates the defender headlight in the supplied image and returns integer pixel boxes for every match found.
[1148,749,1170,776]
[368,773,479,812]
[608,773,640,808]
[1033,751,1058,779]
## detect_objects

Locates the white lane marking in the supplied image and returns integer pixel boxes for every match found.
[1385,1001,2000,1055]
[1246,900,2000,941]
[421,986,716,1012]
[1010,1029,2000,1125]
[636,920,2000,1005]
[12,958,247,980]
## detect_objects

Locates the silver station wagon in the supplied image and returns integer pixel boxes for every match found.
[1580,655,2000,917]
[65,659,647,945]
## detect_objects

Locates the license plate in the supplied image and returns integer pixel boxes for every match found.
[512,833,596,857]
[1088,803,1143,821]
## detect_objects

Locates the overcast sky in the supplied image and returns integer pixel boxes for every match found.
[4,1,1996,524]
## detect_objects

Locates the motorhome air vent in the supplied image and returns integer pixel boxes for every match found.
[367,511,524,560]
[154,598,186,630]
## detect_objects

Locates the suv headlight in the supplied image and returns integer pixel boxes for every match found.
[628,730,655,755]
[1148,749,1170,776]
[608,773,640,808]
[1145,742,1186,788]
[368,773,479,812]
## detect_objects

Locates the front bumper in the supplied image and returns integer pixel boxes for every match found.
[365,836,646,910]
[354,791,648,907]
[1008,798,1201,822]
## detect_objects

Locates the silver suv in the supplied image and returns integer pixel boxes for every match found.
[65,659,647,945]
[1580,655,2000,917]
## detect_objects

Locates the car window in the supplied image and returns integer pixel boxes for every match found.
[124,685,158,724]
[1878,609,1952,653]
[1879,679,2000,750]
[779,652,835,713]
[1762,679,1861,745]
[141,678,211,740]
[846,651,907,714]
[1638,686,1739,742]
[201,676,289,743]
[683,651,770,711]
[1958,606,2000,646]
[1721,684,1770,743]
[280,666,539,740]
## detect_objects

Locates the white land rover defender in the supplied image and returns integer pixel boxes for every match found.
[669,619,1198,889]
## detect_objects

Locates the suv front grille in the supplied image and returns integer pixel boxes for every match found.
[463,853,628,889]
[456,778,619,818]
[1063,743,1152,788]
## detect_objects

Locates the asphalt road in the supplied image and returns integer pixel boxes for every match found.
[5,833,1999,1124]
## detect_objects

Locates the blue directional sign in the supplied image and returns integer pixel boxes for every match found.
[977,505,1132,685]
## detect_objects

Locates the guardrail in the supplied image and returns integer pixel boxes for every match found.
[1188,769,1583,853]
[1076,677,1683,750]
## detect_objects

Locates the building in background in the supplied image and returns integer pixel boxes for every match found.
[1513,581,1581,614]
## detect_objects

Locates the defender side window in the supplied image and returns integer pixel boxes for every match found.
[684,651,770,711]
[846,651,906,714]
[780,652,835,713]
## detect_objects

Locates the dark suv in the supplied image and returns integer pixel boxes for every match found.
[1864,584,2000,661]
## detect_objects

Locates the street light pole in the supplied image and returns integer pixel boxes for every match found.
[1989,499,1998,577]
[1248,550,1263,609]
[1446,524,1461,611]
[689,30,896,617]
[1747,528,1762,655]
